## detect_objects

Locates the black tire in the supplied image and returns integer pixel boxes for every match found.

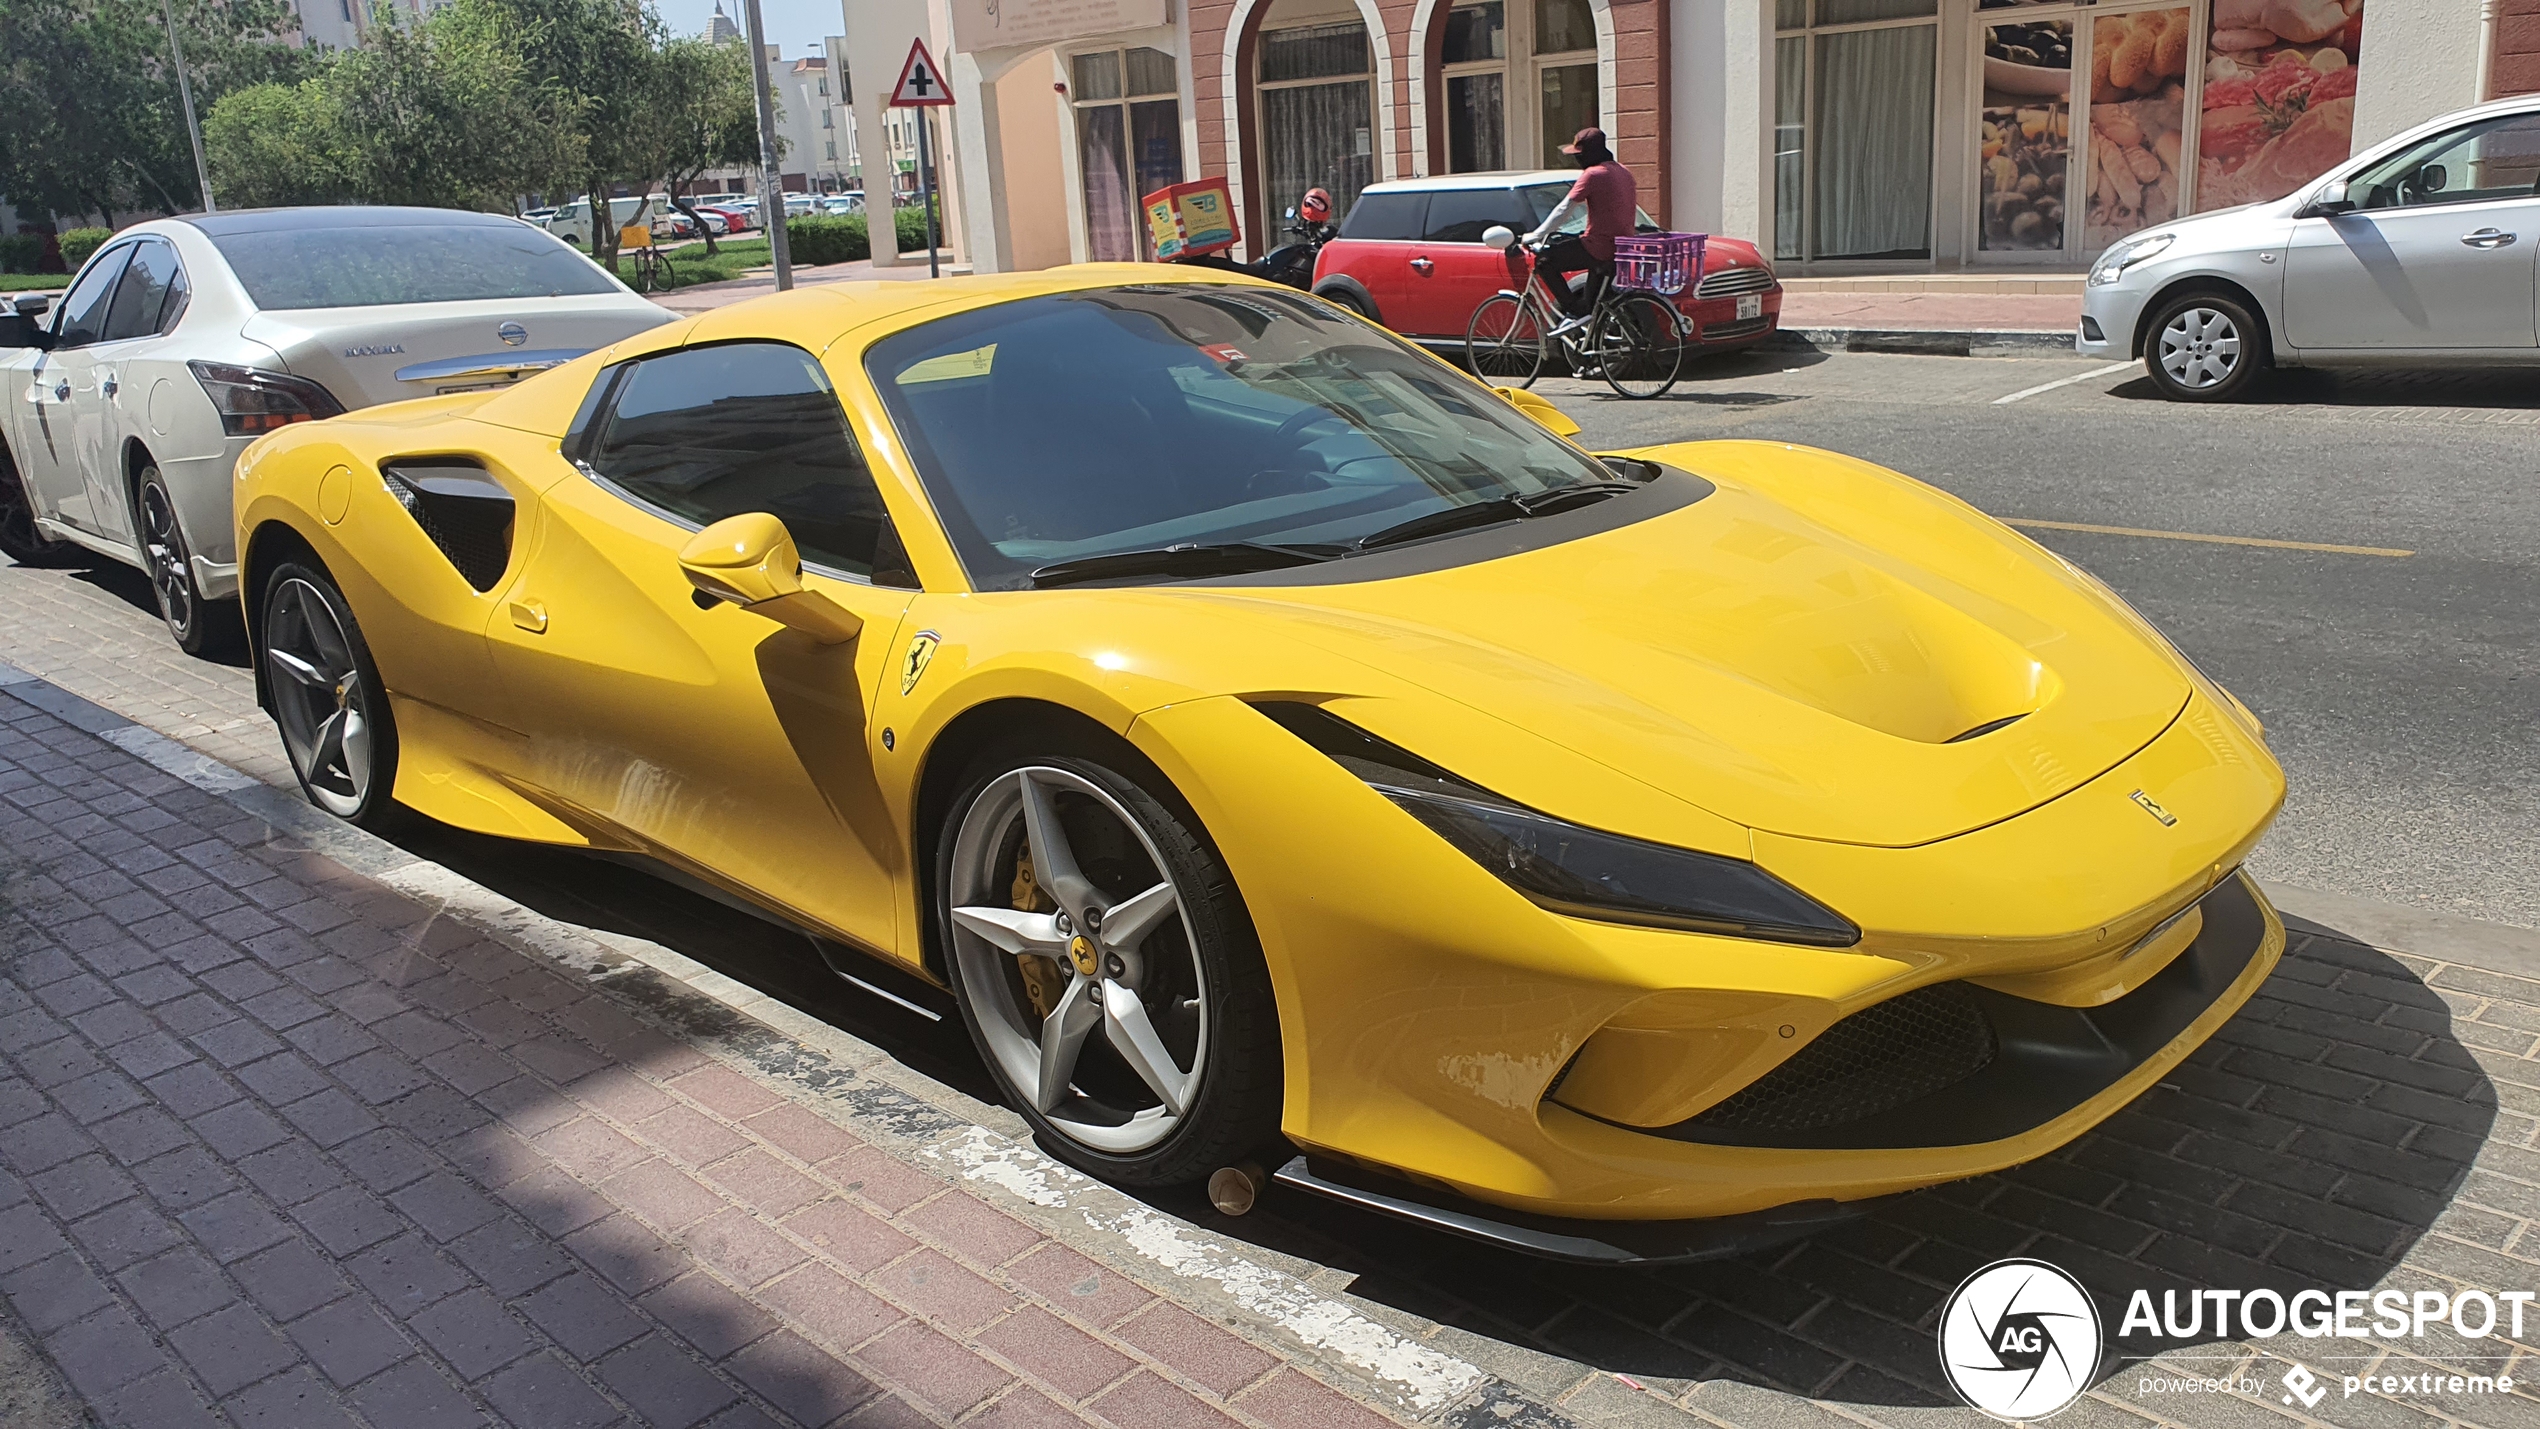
[2143,292,2266,402]
[258,559,406,831]
[1317,287,1378,323]
[1596,292,1688,399]
[1465,293,1546,387]
[137,466,244,659]
[0,442,75,567]
[934,741,1282,1187]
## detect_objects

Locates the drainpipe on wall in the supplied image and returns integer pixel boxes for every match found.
[2476,0,2499,102]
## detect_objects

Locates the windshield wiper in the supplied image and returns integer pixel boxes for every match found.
[1352,481,1643,552]
[1028,541,1341,589]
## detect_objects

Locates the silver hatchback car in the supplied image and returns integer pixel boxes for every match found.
[2081,95,2540,401]
[0,207,673,653]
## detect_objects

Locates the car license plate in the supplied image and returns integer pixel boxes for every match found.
[1736,294,1763,321]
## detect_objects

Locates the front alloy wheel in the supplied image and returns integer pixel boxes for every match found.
[2147,295,2262,401]
[262,565,400,827]
[940,754,1280,1185]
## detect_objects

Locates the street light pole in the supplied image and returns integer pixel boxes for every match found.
[159,0,215,213]
[739,0,792,290]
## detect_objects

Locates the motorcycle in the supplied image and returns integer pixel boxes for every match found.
[1168,187,1337,291]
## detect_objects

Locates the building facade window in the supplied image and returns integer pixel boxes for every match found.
[1257,22,1376,224]
[1773,0,1939,263]
[1072,47,1184,262]
[1440,0,1598,174]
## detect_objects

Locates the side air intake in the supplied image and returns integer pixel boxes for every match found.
[380,461,514,592]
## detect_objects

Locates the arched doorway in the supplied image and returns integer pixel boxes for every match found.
[1423,0,1604,175]
[1241,0,1384,244]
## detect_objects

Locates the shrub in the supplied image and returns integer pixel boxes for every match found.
[894,202,943,252]
[58,228,111,271]
[786,215,868,266]
[0,234,44,274]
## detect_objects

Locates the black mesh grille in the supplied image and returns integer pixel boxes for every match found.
[1700,316,1773,342]
[1686,983,1997,1134]
[382,464,513,593]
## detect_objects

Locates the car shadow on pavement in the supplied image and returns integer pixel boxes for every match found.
[2109,366,2540,410]
[1186,921,2501,1410]
[59,555,251,669]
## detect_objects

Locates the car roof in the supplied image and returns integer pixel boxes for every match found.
[176,206,531,236]
[1358,170,1575,195]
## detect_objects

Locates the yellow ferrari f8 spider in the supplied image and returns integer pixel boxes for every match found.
[234,267,2285,1263]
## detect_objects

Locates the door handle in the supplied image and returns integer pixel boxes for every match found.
[508,600,548,634]
[1409,256,1434,273]
[52,381,68,401]
[101,375,116,398]
[2461,228,2518,248]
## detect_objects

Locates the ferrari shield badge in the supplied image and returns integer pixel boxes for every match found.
[900,631,940,696]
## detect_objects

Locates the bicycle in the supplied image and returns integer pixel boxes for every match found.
[628,243,676,294]
[1464,231,1692,399]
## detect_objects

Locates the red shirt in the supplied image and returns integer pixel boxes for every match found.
[1567,160,1637,262]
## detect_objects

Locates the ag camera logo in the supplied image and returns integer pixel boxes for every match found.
[1940,1258,2102,1420]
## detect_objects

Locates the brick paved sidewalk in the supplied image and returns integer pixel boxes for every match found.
[0,681,1446,1429]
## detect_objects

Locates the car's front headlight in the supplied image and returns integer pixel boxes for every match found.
[2089,232,2175,287]
[1254,701,1858,947]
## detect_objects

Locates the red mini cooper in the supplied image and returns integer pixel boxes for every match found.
[1310,170,1782,359]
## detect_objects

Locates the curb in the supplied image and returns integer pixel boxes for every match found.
[1768,325,2081,357]
[0,658,1596,1429]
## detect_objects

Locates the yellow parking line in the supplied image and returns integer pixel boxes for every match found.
[2003,517,2414,559]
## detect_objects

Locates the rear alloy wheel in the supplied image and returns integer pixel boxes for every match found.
[2146,294,2262,401]
[939,752,1281,1186]
[139,467,243,658]
[0,445,73,567]
[261,562,403,829]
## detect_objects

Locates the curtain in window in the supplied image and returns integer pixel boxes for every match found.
[1131,99,1184,256]
[1811,24,1934,259]
[1774,37,1804,260]
[1079,105,1136,261]
[1448,72,1504,172]
[1262,80,1374,219]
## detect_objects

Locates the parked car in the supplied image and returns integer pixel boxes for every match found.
[520,206,559,228]
[1312,172,1782,361]
[548,196,690,247]
[818,193,867,217]
[2081,93,2540,400]
[0,207,674,655]
[229,264,2285,1260]
[698,205,753,233]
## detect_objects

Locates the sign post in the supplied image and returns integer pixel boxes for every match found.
[889,38,955,280]
[741,0,792,290]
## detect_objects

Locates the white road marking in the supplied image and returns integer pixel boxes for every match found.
[1993,359,2140,405]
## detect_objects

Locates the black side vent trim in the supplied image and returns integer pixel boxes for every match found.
[1682,982,1997,1135]
[381,461,514,593]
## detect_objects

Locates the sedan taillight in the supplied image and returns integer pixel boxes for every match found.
[188,361,346,436]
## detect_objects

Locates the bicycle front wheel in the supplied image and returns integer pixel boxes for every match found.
[1465,294,1546,388]
[1595,293,1686,399]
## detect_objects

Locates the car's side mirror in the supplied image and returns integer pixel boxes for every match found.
[12,295,51,317]
[1492,385,1581,438]
[0,311,54,350]
[2302,178,2355,217]
[678,512,865,643]
[2418,163,2447,194]
[1483,225,1518,250]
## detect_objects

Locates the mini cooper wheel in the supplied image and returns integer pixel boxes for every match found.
[261,562,403,829]
[2146,294,2263,402]
[139,467,243,658]
[938,751,1280,1186]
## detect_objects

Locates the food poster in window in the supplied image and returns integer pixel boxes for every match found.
[2083,8,2191,251]
[2197,0,2363,211]
[1979,18,2071,252]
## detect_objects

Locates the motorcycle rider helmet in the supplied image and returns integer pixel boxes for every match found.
[1299,188,1332,224]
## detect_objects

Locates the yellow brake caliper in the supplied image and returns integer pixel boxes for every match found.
[1012,850,1070,1020]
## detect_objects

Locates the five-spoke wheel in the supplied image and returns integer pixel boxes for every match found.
[939,751,1280,1184]
[261,563,400,827]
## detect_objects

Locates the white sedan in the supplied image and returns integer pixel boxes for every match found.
[0,206,672,653]
[2081,94,2540,400]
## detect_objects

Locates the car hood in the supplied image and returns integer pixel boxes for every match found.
[1183,441,2191,849]
[243,294,673,412]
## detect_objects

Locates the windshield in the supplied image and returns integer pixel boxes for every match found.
[866,285,1618,590]
[211,221,620,310]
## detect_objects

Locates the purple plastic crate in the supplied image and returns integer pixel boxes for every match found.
[1613,232,1707,297]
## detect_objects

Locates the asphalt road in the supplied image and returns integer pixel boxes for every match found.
[1538,346,2540,928]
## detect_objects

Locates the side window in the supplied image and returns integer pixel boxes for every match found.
[102,238,187,342]
[2351,115,2540,211]
[1421,188,1527,243]
[52,244,135,350]
[1338,191,1428,240]
[583,341,905,581]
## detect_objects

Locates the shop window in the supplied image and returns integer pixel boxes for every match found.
[1073,47,1183,262]
[1772,1,1936,263]
[1439,0,1598,175]
[1258,22,1376,225]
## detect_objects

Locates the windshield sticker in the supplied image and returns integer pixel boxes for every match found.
[1200,344,1248,366]
[898,344,996,385]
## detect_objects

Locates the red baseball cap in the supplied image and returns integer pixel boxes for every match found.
[1561,127,1609,155]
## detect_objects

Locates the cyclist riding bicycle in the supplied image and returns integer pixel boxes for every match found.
[1521,127,1635,339]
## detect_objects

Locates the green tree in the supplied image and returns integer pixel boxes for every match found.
[624,35,757,256]
[0,0,303,224]
[201,79,355,207]
[486,0,658,270]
